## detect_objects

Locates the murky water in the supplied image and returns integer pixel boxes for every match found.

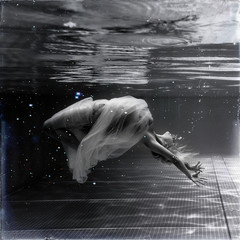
[1,1,240,237]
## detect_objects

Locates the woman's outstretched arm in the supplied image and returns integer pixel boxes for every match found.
[142,131,206,186]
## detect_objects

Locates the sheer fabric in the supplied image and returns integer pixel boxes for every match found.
[56,96,153,183]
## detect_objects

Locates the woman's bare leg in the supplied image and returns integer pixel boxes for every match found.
[43,111,68,130]
[43,110,80,148]
[55,129,79,149]
[43,124,79,147]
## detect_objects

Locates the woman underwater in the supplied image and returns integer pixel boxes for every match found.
[43,96,206,186]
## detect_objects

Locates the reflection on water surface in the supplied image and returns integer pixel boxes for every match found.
[0,0,239,95]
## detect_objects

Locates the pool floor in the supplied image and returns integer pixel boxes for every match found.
[2,156,240,239]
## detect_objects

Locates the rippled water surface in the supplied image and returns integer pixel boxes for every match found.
[1,0,240,95]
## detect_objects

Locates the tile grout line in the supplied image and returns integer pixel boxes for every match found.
[221,156,240,195]
[211,156,232,240]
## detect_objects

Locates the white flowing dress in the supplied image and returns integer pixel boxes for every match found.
[52,96,153,183]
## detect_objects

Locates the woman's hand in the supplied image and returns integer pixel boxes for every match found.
[189,171,207,187]
[187,161,205,173]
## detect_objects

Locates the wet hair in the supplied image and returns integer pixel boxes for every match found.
[151,133,180,163]
[152,132,197,164]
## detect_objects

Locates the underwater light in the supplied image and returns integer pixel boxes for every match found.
[75,92,84,99]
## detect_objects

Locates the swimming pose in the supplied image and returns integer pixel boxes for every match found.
[43,96,206,185]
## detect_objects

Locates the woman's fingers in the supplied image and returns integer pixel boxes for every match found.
[192,171,201,178]
[195,166,205,173]
[198,176,207,182]
[189,162,207,187]
[194,162,201,168]
[194,179,206,186]
[191,162,205,173]
[198,179,207,184]
[191,172,208,187]
[192,179,200,187]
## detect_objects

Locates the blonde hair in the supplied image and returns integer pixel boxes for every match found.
[152,133,197,164]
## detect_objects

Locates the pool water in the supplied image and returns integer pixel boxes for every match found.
[1,1,240,239]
